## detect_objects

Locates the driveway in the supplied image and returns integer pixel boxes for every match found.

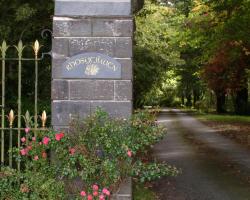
[153,109,250,200]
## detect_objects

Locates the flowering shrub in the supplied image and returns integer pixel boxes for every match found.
[0,166,65,199]
[0,110,178,199]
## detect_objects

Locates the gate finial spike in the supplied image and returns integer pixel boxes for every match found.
[24,110,31,127]
[14,40,25,57]
[8,110,14,128]
[0,40,9,57]
[33,40,40,57]
[41,111,47,128]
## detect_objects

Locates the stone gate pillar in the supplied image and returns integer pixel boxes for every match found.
[52,0,133,130]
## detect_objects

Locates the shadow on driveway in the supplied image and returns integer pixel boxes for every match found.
[153,109,250,200]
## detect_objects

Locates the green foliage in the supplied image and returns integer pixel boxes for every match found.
[145,0,250,113]
[181,0,250,113]
[0,1,53,115]
[134,0,206,108]
[134,1,184,107]
[0,167,65,200]
[196,113,250,123]
[0,0,53,41]
[15,4,36,22]
[1,110,178,199]
[132,161,179,182]
[133,183,157,200]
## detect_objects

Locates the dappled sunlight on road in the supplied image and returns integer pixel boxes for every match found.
[156,119,174,123]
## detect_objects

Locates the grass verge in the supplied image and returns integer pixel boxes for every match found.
[196,114,250,123]
[179,107,250,123]
[133,182,157,200]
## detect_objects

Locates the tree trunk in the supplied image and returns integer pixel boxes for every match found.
[235,88,248,115]
[216,92,226,113]
[193,89,200,107]
[186,93,192,107]
[181,92,185,105]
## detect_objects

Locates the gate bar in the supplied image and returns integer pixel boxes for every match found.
[16,41,24,171]
[1,41,7,165]
[34,41,39,137]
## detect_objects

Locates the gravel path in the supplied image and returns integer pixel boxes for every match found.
[152,109,250,200]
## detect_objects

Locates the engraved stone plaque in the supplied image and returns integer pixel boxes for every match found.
[61,53,122,79]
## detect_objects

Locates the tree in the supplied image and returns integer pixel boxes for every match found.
[0,0,53,42]
[175,0,250,113]
[0,0,53,113]
[134,1,184,107]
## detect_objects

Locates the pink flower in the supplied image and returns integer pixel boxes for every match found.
[21,137,26,143]
[25,127,30,134]
[32,137,36,141]
[102,188,110,196]
[80,191,86,197]
[127,150,132,157]
[93,191,98,196]
[42,152,47,159]
[42,137,50,145]
[92,184,99,191]
[69,148,76,155]
[87,194,93,200]
[99,194,105,200]
[20,148,27,156]
[34,155,39,161]
[55,132,64,141]
[27,146,32,150]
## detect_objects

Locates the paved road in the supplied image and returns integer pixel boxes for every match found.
[152,109,250,200]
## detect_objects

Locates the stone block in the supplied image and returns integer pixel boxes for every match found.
[53,19,71,37]
[53,126,69,133]
[115,38,132,58]
[69,38,115,57]
[53,17,92,37]
[52,101,91,126]
[52,38,69,58]
[69,80,114,100]
[52,80,69,100]
[91,101,132,118]
[92,19,133,37]
[55,0,131,16]
[115,19,133,37]
[52,58,67,79]
[116,59,133,80]
[68,37,132,58]
[112,178,132,200]
[115,81,132,101]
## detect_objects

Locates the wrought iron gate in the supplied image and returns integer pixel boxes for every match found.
[0,33,51,170]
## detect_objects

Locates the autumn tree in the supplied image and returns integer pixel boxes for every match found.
[175,0,250,113]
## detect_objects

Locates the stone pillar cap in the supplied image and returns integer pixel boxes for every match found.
[55,0,132,16]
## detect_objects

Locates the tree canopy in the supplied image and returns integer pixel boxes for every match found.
[134,0,250,114]
[0,0,53,42]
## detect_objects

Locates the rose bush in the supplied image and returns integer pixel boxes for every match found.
[0,109,179,199]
